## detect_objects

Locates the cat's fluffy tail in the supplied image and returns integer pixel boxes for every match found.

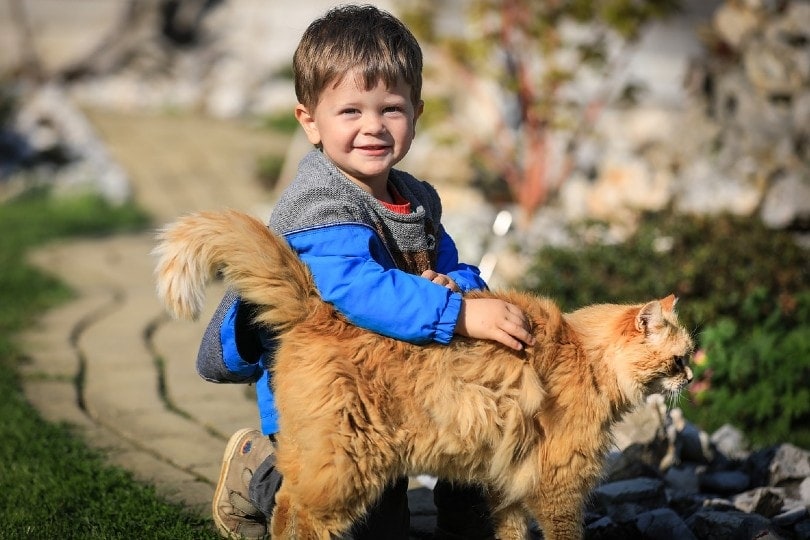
[153,210,318,330]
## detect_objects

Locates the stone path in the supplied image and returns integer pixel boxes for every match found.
[18,110,290,516]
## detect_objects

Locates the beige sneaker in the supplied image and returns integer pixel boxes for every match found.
[212,428,275,540]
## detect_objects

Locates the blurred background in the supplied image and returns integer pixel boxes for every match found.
[1,0,808,481]
[1,2,809,537]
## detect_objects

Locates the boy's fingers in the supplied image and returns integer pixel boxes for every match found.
[504,318,535,346]
[496,330,523,351]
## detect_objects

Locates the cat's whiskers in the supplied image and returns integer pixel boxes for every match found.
[665,390,683,410]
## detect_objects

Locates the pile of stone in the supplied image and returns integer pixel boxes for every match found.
[525,0,810,244]
[689,0,810,230]
[406,398,810,539]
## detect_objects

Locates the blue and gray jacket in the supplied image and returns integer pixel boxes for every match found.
[197,149,486,434]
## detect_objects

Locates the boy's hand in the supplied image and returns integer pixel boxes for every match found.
[455,298,536,351]
[421,269,460,292]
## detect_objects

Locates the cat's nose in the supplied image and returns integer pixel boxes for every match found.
[685,366,693,384]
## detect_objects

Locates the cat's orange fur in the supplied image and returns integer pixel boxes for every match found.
[153,210,694,540]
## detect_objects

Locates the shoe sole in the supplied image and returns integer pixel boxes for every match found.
[212,427,261,540]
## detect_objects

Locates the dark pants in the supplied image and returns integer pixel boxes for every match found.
[433,480,496,540]
[345,477,495,540]
[250,456,494,539]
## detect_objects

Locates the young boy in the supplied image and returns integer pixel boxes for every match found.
[197,5,535,539]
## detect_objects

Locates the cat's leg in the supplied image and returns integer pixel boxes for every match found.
[270,485,355,539]
[490,502,529,540]
[270,438,394,539]
[526,488,584,540]
[269,486,322,539]
[268,439,358,538]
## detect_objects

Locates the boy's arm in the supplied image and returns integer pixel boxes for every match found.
[199,221,529,370]
[433,225,535,350]
[288,224,462,344]
[196,290,274,384]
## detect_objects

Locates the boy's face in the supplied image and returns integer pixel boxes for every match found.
[295,72,424,195]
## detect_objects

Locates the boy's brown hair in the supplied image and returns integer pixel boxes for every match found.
[293,4,423,112]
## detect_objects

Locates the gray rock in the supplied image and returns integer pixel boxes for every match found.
[584,516,637,539]
[796,519,810,540]
[801,477,810,504]
[743,36,806,94]
[773,506,809,528]
[665,463,703,496]
[593,477,667,510]
[769,444,810,486]
[685,509,785,540]
[712,2,761,50]
[635,508,697,540]
[733,487,785,518]
[699,470,751,495]
[675,416,715,465]
[711,424,751,461]
[760,172,810,228]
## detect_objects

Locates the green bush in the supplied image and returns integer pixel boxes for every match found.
[687,289,810,448]
[521,210,810,447]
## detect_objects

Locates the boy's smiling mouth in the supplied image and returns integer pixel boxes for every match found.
[356,144,390,154]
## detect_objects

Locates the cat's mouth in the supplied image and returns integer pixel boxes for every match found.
[656,355,694,395]
[650,375,691,410]
[648,371,692,402]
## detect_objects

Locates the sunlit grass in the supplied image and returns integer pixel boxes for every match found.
[0,189,220,539]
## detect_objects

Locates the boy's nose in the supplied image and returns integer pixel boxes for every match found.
[363,114,386,134]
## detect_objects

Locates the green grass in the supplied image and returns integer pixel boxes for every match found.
[0,189,220,539]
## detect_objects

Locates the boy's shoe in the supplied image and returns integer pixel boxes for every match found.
[213,428,275,540]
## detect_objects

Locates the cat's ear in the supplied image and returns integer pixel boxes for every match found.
[635,300,665,335]
[660,294,678,312]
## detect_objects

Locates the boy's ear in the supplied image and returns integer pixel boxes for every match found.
[413,100,424,131]
[295,104,321,146]
[415,100,424,122]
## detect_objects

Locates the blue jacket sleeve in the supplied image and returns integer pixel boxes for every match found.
[286,224,463,344]
[434,225,489,292]
[196,290,273,384]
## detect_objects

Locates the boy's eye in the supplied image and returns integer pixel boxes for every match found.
[383,106,404,115]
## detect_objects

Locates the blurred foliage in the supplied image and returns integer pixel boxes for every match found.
[254,110,299,190]
[0,83,17,126]
[257,110,300,134]
[521,211,810,447]
[522,211,809,337]
[398,0,681,214]
[256,153,285,191]
[688,289,810,448]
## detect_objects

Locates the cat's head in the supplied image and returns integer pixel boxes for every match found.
[619,294,694,403]
[569,294,694,407]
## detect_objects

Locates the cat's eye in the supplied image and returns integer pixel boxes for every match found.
[674,355,687,369]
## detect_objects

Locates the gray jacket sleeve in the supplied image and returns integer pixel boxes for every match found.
[196,289,266,384]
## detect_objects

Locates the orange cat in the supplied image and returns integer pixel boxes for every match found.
[154,210,694,540]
